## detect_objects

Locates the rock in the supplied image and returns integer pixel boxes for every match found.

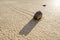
[43,5,46,7]
[34,11,42,20]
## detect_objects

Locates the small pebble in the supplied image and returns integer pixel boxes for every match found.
[43,5,46,7]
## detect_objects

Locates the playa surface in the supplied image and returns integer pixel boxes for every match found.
[0,0,60,40]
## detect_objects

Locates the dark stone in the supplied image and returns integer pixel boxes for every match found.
[43,5,46,7]
[33,11,42,20]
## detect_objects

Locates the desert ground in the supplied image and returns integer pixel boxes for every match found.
[0,0,60,40]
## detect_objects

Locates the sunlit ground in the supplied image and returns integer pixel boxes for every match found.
[52,0,60,8]
[0,0,60,40]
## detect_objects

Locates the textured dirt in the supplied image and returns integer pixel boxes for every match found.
[0,0,60,40]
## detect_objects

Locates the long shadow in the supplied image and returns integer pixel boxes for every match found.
[19,18,40,36]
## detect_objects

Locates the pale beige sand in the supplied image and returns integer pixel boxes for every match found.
[0,0,60,40]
